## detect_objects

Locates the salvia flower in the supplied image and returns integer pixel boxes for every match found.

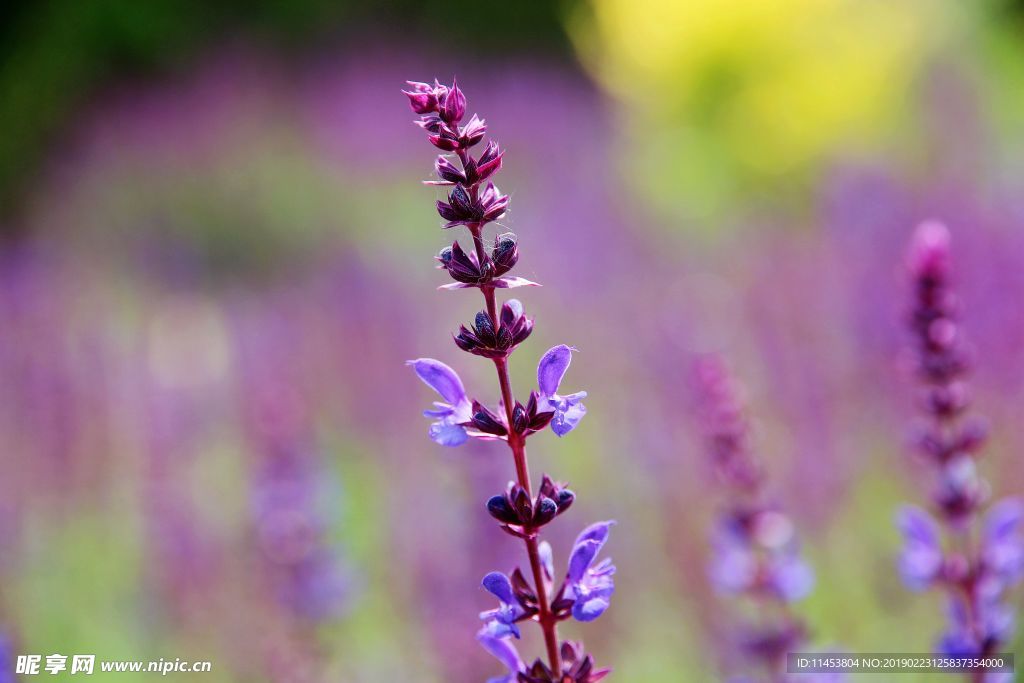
[537,345,588,437]
[405,78,611,680]
[565,521,616,622]
[480,571,531,638]
[407,358,473,446]
[896,220,1023,668]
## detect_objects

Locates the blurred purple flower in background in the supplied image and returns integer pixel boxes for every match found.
[691,354,836,680]
[239,318,351,626]
[0,633,13,683]
[896,220,1023,676]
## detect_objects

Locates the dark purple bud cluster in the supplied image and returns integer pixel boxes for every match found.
[487,475,575,536]
[427,142,503,187]
[517,641,611,683]
[403,79,481,150]
[467,390,554,440]
[456,300,534,359]
[437,232,519,287]
[437,182,509,228]
[405,79,527,296]
[404,79,610,681]
[896,221,1023,665]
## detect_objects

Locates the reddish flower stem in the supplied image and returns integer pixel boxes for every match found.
[472,225,562,674]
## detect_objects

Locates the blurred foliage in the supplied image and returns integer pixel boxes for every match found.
[0,0,579,219]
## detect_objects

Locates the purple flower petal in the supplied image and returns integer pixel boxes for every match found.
[574,520,615,550]
[536,347,587,435]
[769,553,814,602]
[983,497,1024,582]
[482,572,516,605]
[896,505,944,590]
[986,497,1023,541]
[709,542,756,594]
[550,396,587,437]
[479,619,520,640]
[407,358,466,406]
[572,596,610,622]
[429,421,468,447]
[477,630,523,678]
[538,345,574,396]
[568,539,600,584]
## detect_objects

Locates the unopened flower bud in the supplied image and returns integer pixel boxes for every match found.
[492,232,519,276]
[440,78,466,124]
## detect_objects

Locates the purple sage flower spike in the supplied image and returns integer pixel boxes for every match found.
[406,358,473,446]
[537,345,587,437]
[896,220,1023,672]
[405,79,610,678]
